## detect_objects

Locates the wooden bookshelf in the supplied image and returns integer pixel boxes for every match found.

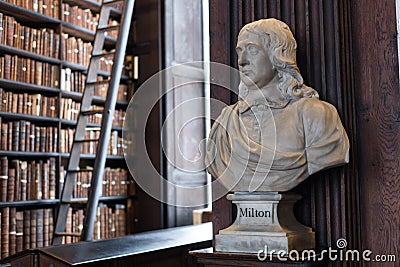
[0,1,60,23]
[0,44,61,65]
[0,200,60,208]
[0,79,60,94]
[62,0,102,13]
[0,0,139,259]
[0,151,60,157]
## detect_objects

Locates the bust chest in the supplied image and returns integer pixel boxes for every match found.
[239,103,305,152]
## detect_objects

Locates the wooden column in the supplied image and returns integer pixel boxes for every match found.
[209,1,234,242]
[350,0,400,262]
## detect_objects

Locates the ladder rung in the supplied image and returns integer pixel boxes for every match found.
[103,0,123,5]
[97,25,120,32]
[86,80,110,86]
[91,51,115,58]
[55,232,82,237]
[81,109,104,115]
[74,138,99,143]
[62,199,88,205]
[67,169,93,173]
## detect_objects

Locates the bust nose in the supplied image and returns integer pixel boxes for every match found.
[238,51,249,67]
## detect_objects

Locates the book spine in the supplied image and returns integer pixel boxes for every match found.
[0,89,3,112]
[49,158,56,199]
[0,13,3,45]
[19,120,26,152]
[29,161,35,200]
[0,157,8,202]
[1,207,9,258]
[7,122,12,151]
[20,161,27,201]
[43,208,49,247]
[23,210,30,250]
[1,123,7,151]
[30,209,36,248]
[9,207,16,255]
[36,209,43,248]
[7,167,15,202]
[11,93,18,113]
[3,55,11,80]
[40,127,45,152]
[65,208,72,244]
[35,161,42,200]
[16,211,23,253]
[17,94,23,114]
[41,160,48,200]
[11,160,20,201]
[6,16,14,47]
[34,126,40,152]
[48,208,53,244]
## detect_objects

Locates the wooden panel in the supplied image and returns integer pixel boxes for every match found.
[350,0,400,262]
[133,0,165,232]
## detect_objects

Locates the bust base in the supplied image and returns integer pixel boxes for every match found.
[215,192,315,254]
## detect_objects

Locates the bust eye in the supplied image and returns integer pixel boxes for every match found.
[247,45,259,55]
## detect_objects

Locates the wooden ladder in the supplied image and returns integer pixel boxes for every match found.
[52,0,135,245]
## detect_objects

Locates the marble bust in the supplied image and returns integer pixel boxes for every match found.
[206,18,349,192]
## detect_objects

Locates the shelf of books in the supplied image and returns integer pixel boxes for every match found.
[0,0,138,259]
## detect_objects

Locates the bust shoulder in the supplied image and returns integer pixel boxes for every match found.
[291,97,339,126]
[294,97,336,113]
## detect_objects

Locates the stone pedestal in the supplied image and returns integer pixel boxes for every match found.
[215,192,315,254]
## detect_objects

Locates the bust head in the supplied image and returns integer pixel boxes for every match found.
[237,18,319,100]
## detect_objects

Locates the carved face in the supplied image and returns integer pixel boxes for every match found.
[236,31,276,89]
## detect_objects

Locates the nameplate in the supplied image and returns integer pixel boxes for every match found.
[237,203,273,225]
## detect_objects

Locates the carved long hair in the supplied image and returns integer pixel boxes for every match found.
[239,18,319,100]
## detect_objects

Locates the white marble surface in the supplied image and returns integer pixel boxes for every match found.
[215,193,315,254]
